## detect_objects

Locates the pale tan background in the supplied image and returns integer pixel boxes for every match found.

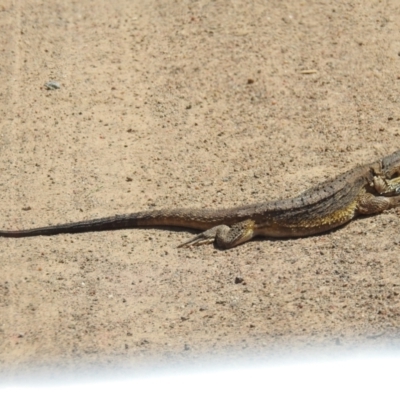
[1,0,400,378]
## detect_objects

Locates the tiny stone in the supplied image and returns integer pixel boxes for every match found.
[235,276,244,284]
[44,81,60,90]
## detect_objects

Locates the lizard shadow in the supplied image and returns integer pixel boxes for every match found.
[235,215,378,249]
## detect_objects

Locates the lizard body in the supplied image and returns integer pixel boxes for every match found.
[2,150,400,249]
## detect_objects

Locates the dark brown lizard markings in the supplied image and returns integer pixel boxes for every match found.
[2,150,400,249]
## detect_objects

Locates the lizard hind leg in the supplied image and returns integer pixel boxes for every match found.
[178,220,256,249]
[357,192,400,215]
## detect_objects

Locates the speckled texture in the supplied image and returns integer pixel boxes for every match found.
[1,0,400,379]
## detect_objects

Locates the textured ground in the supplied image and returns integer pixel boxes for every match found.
[1,0,400,379]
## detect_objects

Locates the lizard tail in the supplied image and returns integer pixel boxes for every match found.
[0,208,246,238]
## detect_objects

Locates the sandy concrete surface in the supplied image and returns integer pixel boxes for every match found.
[1,0,400,378]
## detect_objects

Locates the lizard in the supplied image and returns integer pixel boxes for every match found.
[1,150,400,249]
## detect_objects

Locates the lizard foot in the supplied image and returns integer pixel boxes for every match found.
[177,226,223,248]
[178,220,256,249]
[372,175,400,195]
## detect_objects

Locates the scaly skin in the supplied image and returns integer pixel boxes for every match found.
[1,150,400,248]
